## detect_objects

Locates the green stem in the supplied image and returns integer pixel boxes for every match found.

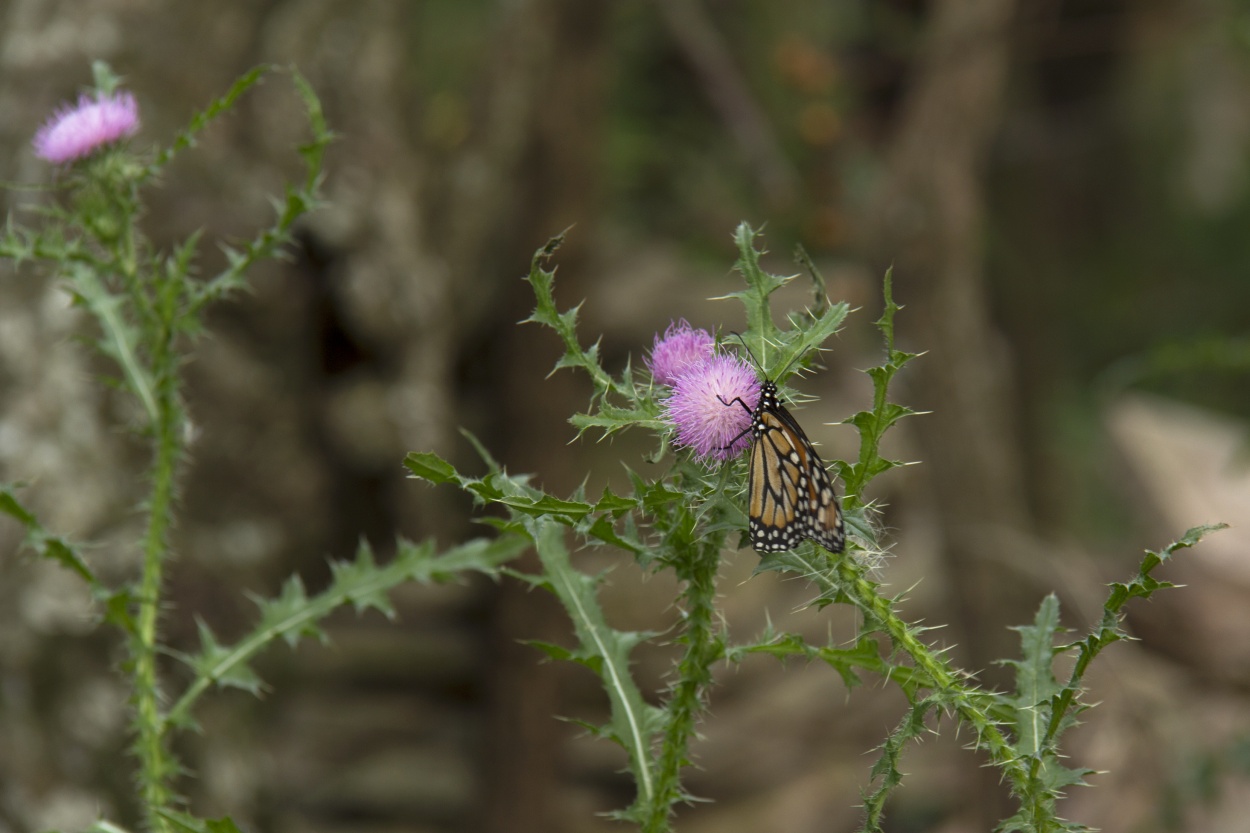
[644,535,725,833]
[834,557,1026,783]
[784,551,1030,792]
[130,258,184,830]
[134,392,179,828]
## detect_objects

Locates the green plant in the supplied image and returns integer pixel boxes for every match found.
[0,64,1222,833]
[406,223,1224,832]
[0,64,526,833]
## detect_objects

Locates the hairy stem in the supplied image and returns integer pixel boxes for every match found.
[134,398,178,827]
[131,261,185,830]
[645,534,725,832]
[784,551,1029,791]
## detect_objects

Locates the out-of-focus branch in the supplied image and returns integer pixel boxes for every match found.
[656,0,798,208]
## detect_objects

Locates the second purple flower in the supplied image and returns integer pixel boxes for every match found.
[33,91,140,164]
[647,320,715,387]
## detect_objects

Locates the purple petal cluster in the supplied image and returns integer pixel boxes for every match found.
[664,353,759,462]
[647,320,714,386]
[33,92,140,164]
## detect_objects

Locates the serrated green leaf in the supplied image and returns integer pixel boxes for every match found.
[190,619,264,696]
[409,534,530,580]
[525,639,580,663]
[1039,758,1095,792]
[147,65,275,177]
[254,575,326,649]
[187,68,330,313]
[862,699,940,828]
[846,402,920,432]
[521,233,565,328]
[403,451,460,485]
[1019,522,1229,825]
[594,486,637,514]
[166,533,527,733]
[464,476,507,505]
[328,543,397,618]
[525,516,659,808]
[520,233,623,400]
[839,269,922,507]
[729,630,888,690]
[69,264,159,424]
[0,485,107,596]
[569,409,664,437]
[714,222,791,342]
[1009,594,1062,757]
[584,514,645,556]
[0,488,36,526]
[497,494,594,520]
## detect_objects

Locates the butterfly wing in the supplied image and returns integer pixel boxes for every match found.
[748,403,845,554]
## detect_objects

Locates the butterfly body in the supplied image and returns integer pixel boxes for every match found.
[736,380,845,554]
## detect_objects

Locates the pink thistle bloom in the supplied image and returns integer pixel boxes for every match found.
[648,320,715,387]
[33,91,140,164]
[664,353,760,462]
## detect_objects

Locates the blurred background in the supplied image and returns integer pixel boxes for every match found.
[2,1,1250,831]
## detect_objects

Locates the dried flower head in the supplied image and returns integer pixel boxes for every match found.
[33,91,140,164]
[648,320,715,386]
[664,353,760,462]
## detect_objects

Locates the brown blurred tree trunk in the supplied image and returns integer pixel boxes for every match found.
[864,0,1025,825]
[459,4,610,833]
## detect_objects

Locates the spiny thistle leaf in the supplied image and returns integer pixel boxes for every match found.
[521,231,621,399]
[526,639,594,667]
[715,223,850,380]
[102,588,138,635]
[726,630,892,689]
[584,514,646,557]
[570,404,665,440]
[594,485,638,515]
[1042,523,1227,753]
[715,222,790,343]
[146,65,273,176]
[403,450,466,486]
[191,68,330,312]
[327,543,397,618]
[165,533,528,732]
[70,263,159,424]
[496,493,594,521]
[838,268,922,508]
[189,619,264,696]
[524,515,663,818]
[254,574,326,648]
[0,485,104,594]
[1004,593,1063,758]
[862,700,937,830]
[399,534,529,582]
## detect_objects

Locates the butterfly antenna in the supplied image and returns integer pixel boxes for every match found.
[774,347,807,382]
[731,331,813,383]
[729,331,764,372]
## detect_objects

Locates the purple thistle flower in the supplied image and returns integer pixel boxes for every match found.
[664,353,761,462]
[648,320,715,386]
[33,91,140,164]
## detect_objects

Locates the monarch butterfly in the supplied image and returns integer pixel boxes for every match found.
[723,367,845,554]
